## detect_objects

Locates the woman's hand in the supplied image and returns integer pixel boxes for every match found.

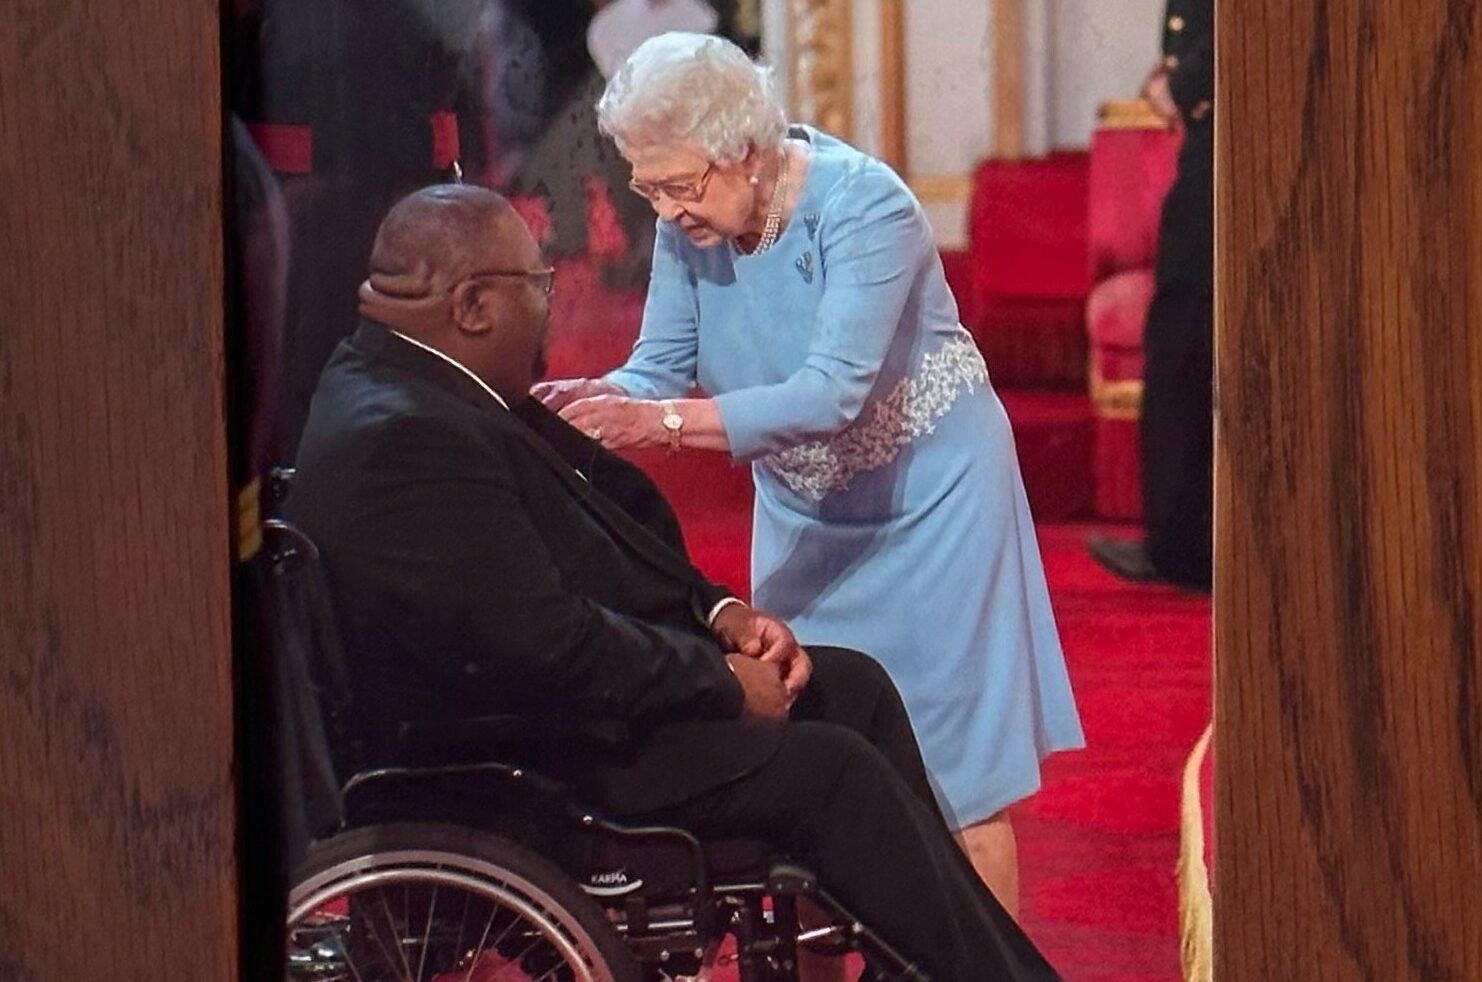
[560,394,666,451]
[530,377,626,412]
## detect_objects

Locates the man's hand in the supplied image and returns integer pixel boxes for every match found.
[726,652,791,721]
[530,377,626,413]
[558,394,666,451]
[1142,69,1179,122]
[712,603,812,699]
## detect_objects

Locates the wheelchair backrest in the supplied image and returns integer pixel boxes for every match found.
[250,467,364,840]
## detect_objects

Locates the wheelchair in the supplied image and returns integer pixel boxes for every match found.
[258,471,925,982]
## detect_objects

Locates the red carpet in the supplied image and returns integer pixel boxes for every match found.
[1014,525,1210,982]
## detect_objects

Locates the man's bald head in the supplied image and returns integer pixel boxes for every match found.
[359,184,551,400]
[367,185,526,297]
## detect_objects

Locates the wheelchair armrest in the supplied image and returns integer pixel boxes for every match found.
[342,714,634,817]
[389,714,632,766]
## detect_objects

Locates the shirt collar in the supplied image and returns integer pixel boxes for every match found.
[387,329,510,411]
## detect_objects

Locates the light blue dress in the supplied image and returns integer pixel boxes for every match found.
[605,126,1084,826]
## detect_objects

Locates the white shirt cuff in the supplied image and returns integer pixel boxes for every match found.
[705,596,746,627]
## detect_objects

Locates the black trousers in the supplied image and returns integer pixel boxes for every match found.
[644,648,1062,982]
[1141,121,1214,589]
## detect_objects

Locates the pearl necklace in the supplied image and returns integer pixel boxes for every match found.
[751,148,791,255]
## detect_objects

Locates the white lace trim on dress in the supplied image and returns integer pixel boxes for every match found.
[762,335,989,499]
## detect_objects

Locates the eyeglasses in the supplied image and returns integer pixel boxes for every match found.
[629,163,715,204]
[463,267,556,296]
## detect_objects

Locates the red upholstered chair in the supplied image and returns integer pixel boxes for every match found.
[1085,100,1181,519]
[967,152,1091,387]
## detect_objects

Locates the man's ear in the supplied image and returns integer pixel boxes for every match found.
[449,279,494,335]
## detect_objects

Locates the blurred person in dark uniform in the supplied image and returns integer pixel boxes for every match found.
[508,0,654,286]
[226,113,338,982]
[511,0,756,289]
[231,0,490,461]
[228,9,493,974]
[1089,0,1213,591]
[709,0,763,55]
[478,2,551,189]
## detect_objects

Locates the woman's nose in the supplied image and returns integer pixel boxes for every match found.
[654,196,686,223]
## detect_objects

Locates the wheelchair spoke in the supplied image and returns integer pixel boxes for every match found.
[352,896,404,981]
[303,910,370,982]
[414,882,439,982]
[298,885,584,982]
[461,905,503,982]
[451,888,473,970]
[324,925,369,982]
[403,884,411,968]
[288,840,625,982]
[339,944,369,982]
[490,907,529,958]
[376,888,418,981]
[494,934,549,979]
[530,961,573,982]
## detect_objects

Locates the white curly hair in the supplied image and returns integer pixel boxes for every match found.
[596,32,788,164]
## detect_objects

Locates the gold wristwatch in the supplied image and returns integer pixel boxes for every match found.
[660,400,684,453]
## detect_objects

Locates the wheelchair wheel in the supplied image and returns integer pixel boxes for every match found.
[287,822,641,982]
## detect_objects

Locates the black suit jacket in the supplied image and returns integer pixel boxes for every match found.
[287,321,785,812]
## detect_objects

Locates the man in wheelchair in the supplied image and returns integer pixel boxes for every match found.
[281,184,1062,981]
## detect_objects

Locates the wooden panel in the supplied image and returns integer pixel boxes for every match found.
[908,174,973,203]
[991,0,1024,158]
[1215,0,1482,979]
[0,0,237,977]
[787,0,854,141]
[878,0,906,175]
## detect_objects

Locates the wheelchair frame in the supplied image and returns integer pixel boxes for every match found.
[260,472,926,981]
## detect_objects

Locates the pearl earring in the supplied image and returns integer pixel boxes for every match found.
[749,175,760,186]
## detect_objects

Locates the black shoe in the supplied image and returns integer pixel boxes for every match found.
[1087,534,1159,583]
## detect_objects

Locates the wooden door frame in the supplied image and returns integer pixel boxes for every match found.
[1213,1,1482,979]
[0,0,238,977]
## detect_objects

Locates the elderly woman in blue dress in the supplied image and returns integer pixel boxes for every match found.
[535,32,1082,916]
